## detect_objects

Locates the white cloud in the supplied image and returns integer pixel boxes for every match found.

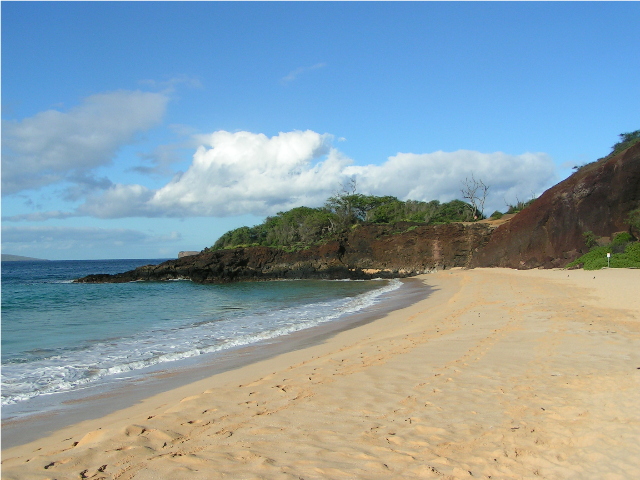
[2,90,169,195]
[68,130,350,218]
[78,184,156,218]
[148,130,347,216]
[281,62,327,84]
[345,150,556,214]
[5,130,557,220]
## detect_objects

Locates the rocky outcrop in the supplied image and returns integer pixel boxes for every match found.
[178,251,200,258]
[75,222,495,284]
[75,144,639,283]
[471,143,640,268]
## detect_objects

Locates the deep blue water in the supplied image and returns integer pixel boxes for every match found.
[1,259,398,408]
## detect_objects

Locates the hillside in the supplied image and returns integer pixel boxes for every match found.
[207,196,479,253]
[76,139,639,283]
[1,254,48,262]
[471,141,640,268]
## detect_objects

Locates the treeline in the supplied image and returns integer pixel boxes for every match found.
[209,194,478,251]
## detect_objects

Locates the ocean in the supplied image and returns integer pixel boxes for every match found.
[1,259,402,421]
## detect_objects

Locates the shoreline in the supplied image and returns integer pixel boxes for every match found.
[3,268,640,479]
[2,277,429,449]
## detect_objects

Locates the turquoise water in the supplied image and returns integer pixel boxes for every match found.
[1,259,399,409]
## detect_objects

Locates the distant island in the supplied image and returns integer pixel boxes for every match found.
[1,254,49,262]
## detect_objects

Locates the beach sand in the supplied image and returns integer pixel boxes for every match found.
[2,267,639,479]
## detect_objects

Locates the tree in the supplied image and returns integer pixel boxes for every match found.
[324,178,360,232]
[211,190,485,251]
[460,174,489,220]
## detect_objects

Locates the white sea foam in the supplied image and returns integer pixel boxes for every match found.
[1,279,402,406]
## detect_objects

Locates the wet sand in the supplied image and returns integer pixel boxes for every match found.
[2,268,640,479]
[1,279,428,448]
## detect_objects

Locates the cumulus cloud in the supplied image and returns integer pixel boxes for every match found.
[345,150,556,213]
[4,129,557,221]
[66,130,350,219]
[147,130,348,216]
[1,225,181,253]
[2,90,168,195]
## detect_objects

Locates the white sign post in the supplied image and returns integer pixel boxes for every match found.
[607,252,611,268]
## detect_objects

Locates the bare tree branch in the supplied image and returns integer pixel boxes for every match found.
[461,174,489,220]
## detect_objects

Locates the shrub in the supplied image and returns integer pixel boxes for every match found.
[609,242,640,268]
[490,210,503,219]
[566,246,612,270]
[506,198,536,214]
[211,193,478,251]
[612,232,633,245]
[623,242,640,263]
[628,209,640,232]
[567,241,640,270]
[582,231,598,248]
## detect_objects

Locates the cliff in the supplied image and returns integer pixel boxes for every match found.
[75,143,639,283]
[75,222,494,283]
[471,142,640,268]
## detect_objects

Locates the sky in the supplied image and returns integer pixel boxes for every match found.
[2,1,639,260]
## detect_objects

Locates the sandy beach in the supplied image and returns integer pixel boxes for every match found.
[2,267,639,479]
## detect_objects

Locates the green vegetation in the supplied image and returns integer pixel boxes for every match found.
[489,210,503,220]
[610,130,640,157]
[567,232,640,270]
[582,231,598,248]
[628,208,640,232]
[211,206,335,251]
[612,231,634,245]
[209,193,479,251]
[506,197,536,215]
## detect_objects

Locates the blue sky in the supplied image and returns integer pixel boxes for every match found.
[2,1,639,260]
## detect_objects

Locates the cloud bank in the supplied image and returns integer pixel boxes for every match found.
[345,150,555,213]
[4,129,557,221]
[2,90,168,195]
[67,130,349,218]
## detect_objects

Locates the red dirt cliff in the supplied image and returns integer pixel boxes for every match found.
[471,142,640,268]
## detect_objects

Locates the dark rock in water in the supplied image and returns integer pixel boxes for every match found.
[74,222,495,284]
[471,142,640,269]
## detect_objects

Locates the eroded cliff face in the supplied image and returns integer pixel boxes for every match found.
[471,143,640,268]
[75,222,495,284]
